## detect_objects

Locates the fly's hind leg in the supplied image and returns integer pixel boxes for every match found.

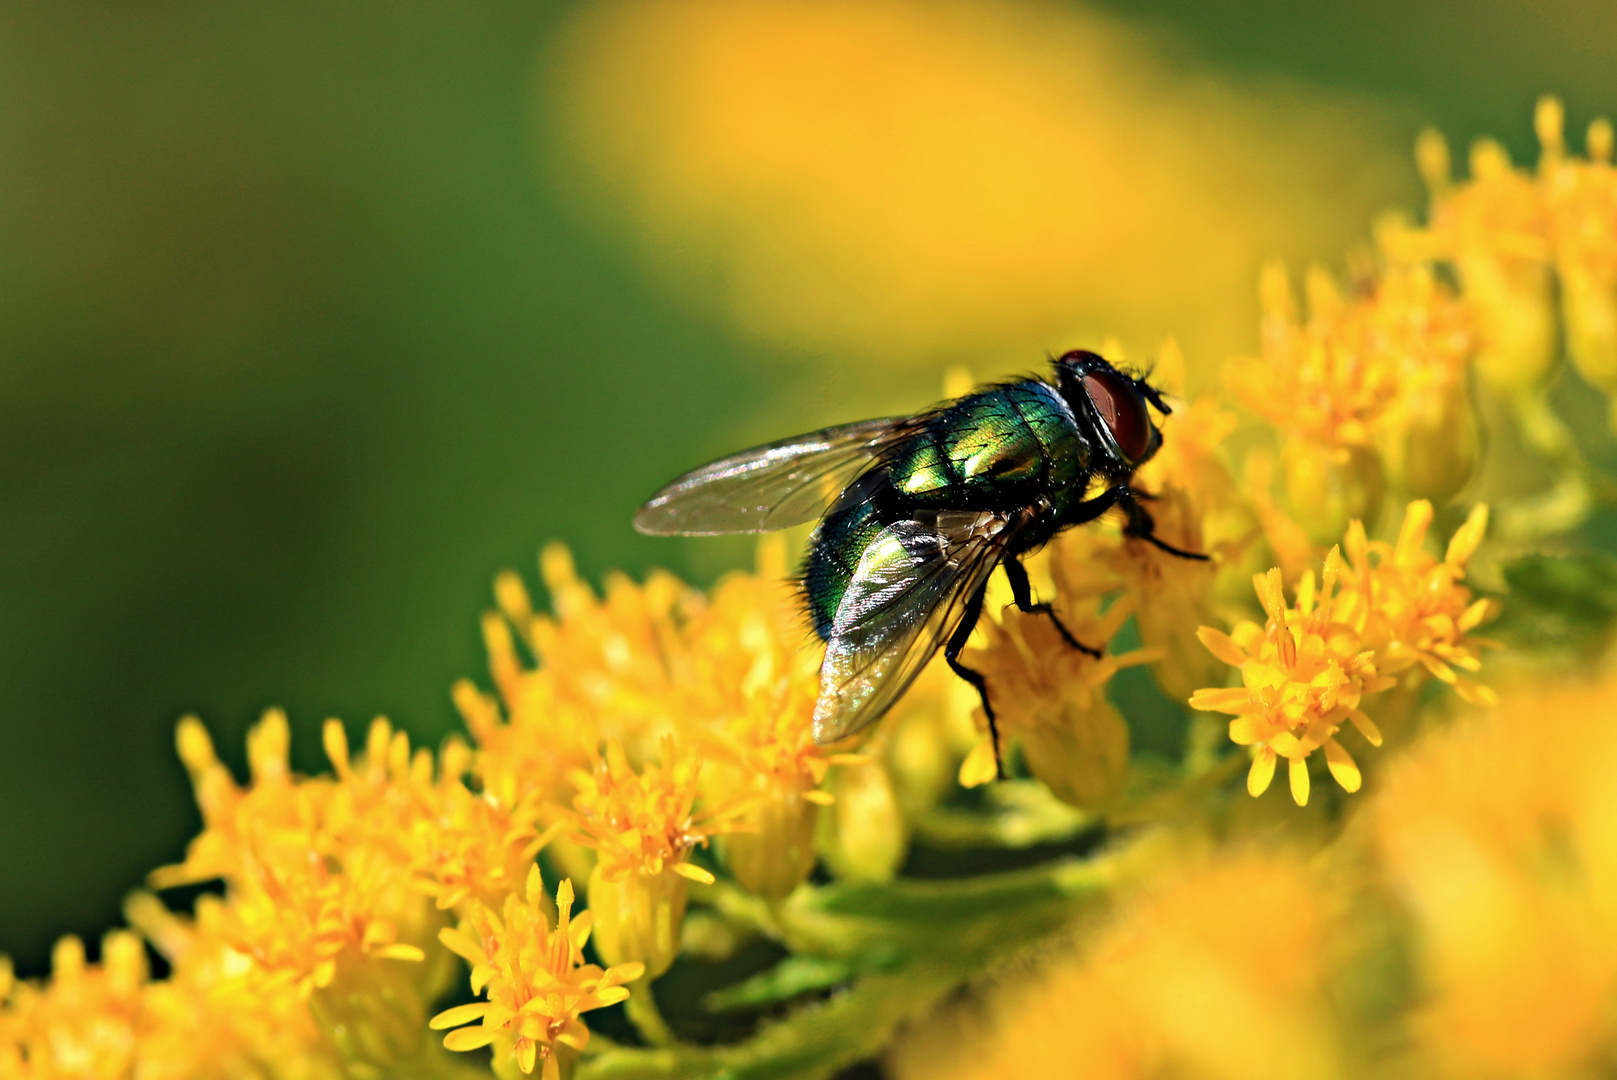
[1002,555,1101,658]
[944,580,1007,781]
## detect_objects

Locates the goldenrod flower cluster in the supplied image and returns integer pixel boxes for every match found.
[9,96,1617,1080]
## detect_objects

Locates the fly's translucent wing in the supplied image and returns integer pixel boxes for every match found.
[634,417,910,536]
[812,511,1014,744]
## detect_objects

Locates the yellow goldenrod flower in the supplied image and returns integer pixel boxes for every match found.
[431,867,643,1080]
[961,592,1151,810]
[1106,342,1253,702]
[1359,260,1479,505]
[1341,501,1497,706]
[556,737,743,980]
[1228,262,1396,542]
[149,709,439,1068]
[322,718,553,917]
[0,932,147,1080]
[889,851,1345,1080]
[1191,553,1394,806]
[1369,673,1617,1077]
[878,662,983,824]
[472,540,840,901]
[1240,447,1322,587]
[123,892,344,1080]
[1412,128,1558,400]
[150,710,320,891]
[685,542,844,901]
[211,841,428,1001]
[0,916,341,1080]
[1536,95,1617,427]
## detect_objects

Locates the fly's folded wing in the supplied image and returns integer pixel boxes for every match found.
[812,511,1013,744]
[634,417,910,536]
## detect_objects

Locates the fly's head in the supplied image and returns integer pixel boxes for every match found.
[1054,350,1170,478]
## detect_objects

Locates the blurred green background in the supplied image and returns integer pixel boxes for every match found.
[2,0,1615,972]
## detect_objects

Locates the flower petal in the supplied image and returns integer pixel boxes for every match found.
[1189,688,1250,713]
[1196,626,1248,667]
[1289,757,1311,806]
[443,1026,497,1052]
[430,1003,491,1030]
[1247,747,1276,797]
[1323,739,1360,793]
[1348,709,1383,747]
[958,741,999,788]
[374,943,425,962]
[674,862,716,884]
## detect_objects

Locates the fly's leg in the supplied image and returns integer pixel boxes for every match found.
[944,580,1007,781]
[1059,484,1125,526]
[1122,493,1211,562]
[1003,555,1101,658]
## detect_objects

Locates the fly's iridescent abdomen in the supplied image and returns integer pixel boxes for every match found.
[802,471,893,640]
[801,381,1091,643]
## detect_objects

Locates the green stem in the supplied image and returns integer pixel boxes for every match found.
[625,983,676,1047]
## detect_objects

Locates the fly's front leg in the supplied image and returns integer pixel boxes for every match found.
[1003,555,1101,658]
[1060,483,1125,527]
[944,580,1007,781]
[1121,490,1211,561]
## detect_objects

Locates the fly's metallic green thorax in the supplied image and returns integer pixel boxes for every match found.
[634,349,1193,767]
[888,382,1088,499]
[804,381,1092,640]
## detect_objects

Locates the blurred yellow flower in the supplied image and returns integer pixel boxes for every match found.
[1371,672,1617,1077]
[1192,554,1393,806]
[149,710,317,891]
[0,933,147,1080]
[816,753,909,884]
[1537,96,1617,423]
[889,850,1346,1080]
[146,709,441,1070]
[1229,264,1397,542]
[1362,261,1478,505]
[546,0,1405,372]
[431,868,643,1080]
[1416,127,1557,398]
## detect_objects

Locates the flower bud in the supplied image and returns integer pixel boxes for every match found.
[1437,138,1558,398]
[1377,348,1479,506]
[1018,696,1130,812]
[963,601,1146,812]
[1281,438,1384,546]
[587,862,691,980]
[720,783,819,902]
[816,757,908,883]
[1540,106,1617,428]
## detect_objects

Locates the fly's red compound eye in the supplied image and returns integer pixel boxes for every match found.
[1082,369,1152,463]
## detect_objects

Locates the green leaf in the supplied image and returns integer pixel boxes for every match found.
[1494,552,1617,654]
[702,955,856,1013]
[912,779,1093,850]
[582,853,1120,1080]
